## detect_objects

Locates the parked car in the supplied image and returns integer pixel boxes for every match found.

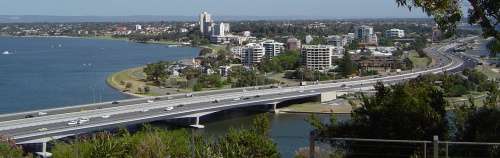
[24,114,35,118]
[111,101,120,104]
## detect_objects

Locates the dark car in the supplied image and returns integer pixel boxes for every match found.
[24,114,35,118]
[111,101,120,104]
[254,95,261,98]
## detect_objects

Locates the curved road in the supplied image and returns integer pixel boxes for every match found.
[0,39,471,144]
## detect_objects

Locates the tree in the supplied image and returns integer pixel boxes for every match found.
[396,0,499,41]
[310,81,449,157]
[143,61,170,86]
[338,51,356,77]
[125,82,133,89]
[143,86,150,94]
[0,136,27,158]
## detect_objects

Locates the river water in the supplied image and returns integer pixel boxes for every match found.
[0,36,198,113]
[0,36,338,157]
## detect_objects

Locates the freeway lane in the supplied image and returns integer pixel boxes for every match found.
[0,40,465,143]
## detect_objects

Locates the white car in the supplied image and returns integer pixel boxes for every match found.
[147,100,154,103]
[233,97,241,101]
[298,90,305,93]
[37,112,47,116]
[101,115,111,119]
[141,109,150,112]
[164,106,174,111]
[67,120,78,126]
[186,93,193,97]
[78,118,90,124]
[37,128,48,132]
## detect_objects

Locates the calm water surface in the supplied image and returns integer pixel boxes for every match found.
[0,37,198,113]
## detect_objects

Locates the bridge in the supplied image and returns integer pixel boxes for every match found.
[0,40,473,157]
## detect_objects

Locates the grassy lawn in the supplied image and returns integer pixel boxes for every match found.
[267,73,299,86]
[408,50,431,69]
[106,66,158,96]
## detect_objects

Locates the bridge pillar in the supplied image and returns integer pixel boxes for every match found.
[270,103,279,114]
[35,141,52,158]
[190,116,205,129]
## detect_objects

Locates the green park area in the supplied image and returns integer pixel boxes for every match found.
[408,50,431,69]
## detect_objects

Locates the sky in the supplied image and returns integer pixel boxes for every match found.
[0,0,429,18]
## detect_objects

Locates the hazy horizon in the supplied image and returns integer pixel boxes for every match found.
[0,0,429,18]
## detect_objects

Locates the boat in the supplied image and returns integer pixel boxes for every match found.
[2,51,10,55]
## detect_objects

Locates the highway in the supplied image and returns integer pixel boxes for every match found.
[0,39,469,144]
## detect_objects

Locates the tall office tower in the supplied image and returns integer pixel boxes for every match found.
[199,11,214,37]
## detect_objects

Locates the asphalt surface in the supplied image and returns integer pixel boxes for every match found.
[0,40,468,144]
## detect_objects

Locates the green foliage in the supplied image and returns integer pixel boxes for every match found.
[192,83,203,91]
[338,51,357,77]
[0,137,26,158]
[230,66,277,87]
[284,68,335,81]
[487,39,500,57]
[144,61,171,86]
[198,48,213,57]
[258,50,301,73]
[396,0,499,41]
[309,36,327,45]
[312,80,449,157]
[51,115,279,158]
[346,40,360,50]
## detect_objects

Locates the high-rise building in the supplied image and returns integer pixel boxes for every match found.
[301,45,336,71]
[355,25,378,45]
[212,22,230,36]
[242,43,265,66]
[385,29,405,38]
[135,24,142,31]
[286,37,302,50]
[199,11,214,37]
[261,40,284,59]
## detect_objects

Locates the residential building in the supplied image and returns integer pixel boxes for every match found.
[213,22,229,37]
[261,40,284,59]
[242,43,265,67]
[135,24,142,31]
[305,35,314,44]
[230,46,245,59]
[385,29,405,38]
[355,25,378,45]
[286,37,302,50]
[327,35,347,47]
[301,45,336,71]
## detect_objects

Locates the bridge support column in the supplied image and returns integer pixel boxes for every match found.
[190,116,205,129]
[35,141,52,158]
[271,103,279,114]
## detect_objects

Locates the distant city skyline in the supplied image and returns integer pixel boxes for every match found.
[0,0,431,18]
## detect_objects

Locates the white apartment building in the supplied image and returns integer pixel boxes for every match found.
[385,29,405,38]
[230,46,244,59]
[135,24,142,31]
[261,40,284,59]
[242,43,266,67]
[301,45,337,71]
